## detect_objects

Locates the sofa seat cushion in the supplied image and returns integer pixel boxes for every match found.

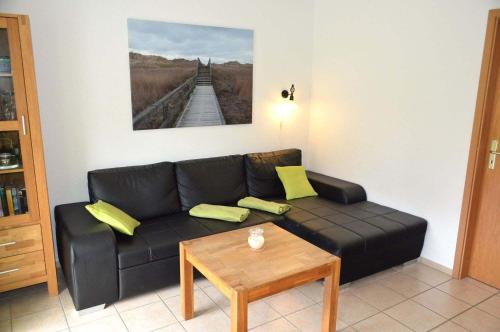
[196,211,283,234]
[116,211,282,269]
[281,197,427,258]
[116,213,187,269]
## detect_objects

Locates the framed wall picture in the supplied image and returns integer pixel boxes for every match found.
[128,19,254,130]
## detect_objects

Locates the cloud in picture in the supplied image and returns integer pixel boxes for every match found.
[128,19,253,64]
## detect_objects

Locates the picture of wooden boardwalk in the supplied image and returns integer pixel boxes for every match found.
[128,19,253,130]
[176,60,225,127]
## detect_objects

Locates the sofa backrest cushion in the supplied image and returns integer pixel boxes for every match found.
[245,149,302,198]
[176,155,246,210]
[88,162,180,220]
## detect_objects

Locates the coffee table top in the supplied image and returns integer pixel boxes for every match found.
[181,222,339,294]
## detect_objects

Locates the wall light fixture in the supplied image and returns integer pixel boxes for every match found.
[281,84,295,101]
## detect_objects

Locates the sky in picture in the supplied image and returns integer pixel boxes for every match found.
[128,19,253,64]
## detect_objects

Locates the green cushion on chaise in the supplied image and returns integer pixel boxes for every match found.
[275,166,318,200]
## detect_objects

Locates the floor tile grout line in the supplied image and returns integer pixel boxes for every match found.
[398,266,452,285]
[114,297,163,314]
[409,294,470,323]
[380,269,437,289]
[281,312,301,331]
[197,285,232,319]
[429,319,465,332]
[393,282,498,331]
[383,311,418,332]
[374,278,500,331]
[316,283,388,328]
[433,282,498,307]
[159,296,187,332]
[385,298,448,330]
[8,301,64,322]
[468,295,500,321]
[150,320,184,332]
[7,290,63,320]
[115,305,131,332]
[200,283,322,331]
[470,291,499,308]
[350,273,484,326]
[248,316,290,331]
[117,298,180,332]
[379,284,451,328]
[59,298,129,332]
[57,295,71,331]
[352,311,417,332]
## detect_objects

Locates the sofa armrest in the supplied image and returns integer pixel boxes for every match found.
[55,202,118,310]
[306,171,367,204]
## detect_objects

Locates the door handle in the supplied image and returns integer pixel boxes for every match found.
[0,268,19,275]
[489,139,498,170]
[21,115,26,135]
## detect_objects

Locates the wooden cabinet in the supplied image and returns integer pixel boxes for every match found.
[0,13,57,295]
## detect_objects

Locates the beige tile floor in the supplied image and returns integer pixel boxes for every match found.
[0,261,499,332]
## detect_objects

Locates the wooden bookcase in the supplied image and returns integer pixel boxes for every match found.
[0,13,57,296]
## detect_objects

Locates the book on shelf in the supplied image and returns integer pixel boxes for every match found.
[0,188,3,217]
[0,185,28,217]
[6,188,14,215]
[0,187,7,217]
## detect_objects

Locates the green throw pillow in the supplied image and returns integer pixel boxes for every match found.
[275,166,318,200]
[85,200,141,236]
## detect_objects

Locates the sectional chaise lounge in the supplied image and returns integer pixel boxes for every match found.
[55,149,427,310]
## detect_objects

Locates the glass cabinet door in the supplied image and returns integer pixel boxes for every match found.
[0,24,16,121]
[0,18,39,224]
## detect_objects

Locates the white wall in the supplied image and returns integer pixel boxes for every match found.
[309,0,500,269]
[0,0,314,211]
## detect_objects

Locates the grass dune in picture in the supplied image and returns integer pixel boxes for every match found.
[128,19,253,130]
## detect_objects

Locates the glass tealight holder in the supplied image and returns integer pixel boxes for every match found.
[248,227,265,250]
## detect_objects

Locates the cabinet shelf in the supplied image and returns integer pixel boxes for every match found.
[0,121,19,131]
[0,167,23,175]
[0,72,12,77]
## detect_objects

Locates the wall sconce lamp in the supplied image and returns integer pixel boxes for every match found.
[281,84,295,101]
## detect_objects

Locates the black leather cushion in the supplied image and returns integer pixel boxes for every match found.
[245,149,301,198]
[116,213,203,269]
[281,197,427,257]
[116,211,279,269]
[88,162,180,220]
[175,155,246,210]
[306,171,367,204]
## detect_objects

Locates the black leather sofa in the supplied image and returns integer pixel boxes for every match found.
[55,149,427,311]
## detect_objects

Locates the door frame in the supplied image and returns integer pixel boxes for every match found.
[453,9,500,278]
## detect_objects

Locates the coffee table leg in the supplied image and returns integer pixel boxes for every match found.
[230,289,248,332]
[180,243,194,320]
[322,260,341,332]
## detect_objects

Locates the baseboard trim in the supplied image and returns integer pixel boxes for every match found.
[418,257,453,276]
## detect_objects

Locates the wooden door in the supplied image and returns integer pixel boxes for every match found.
[455,9,500,288]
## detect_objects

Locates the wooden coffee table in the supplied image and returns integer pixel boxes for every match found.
[179,222,341,332]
